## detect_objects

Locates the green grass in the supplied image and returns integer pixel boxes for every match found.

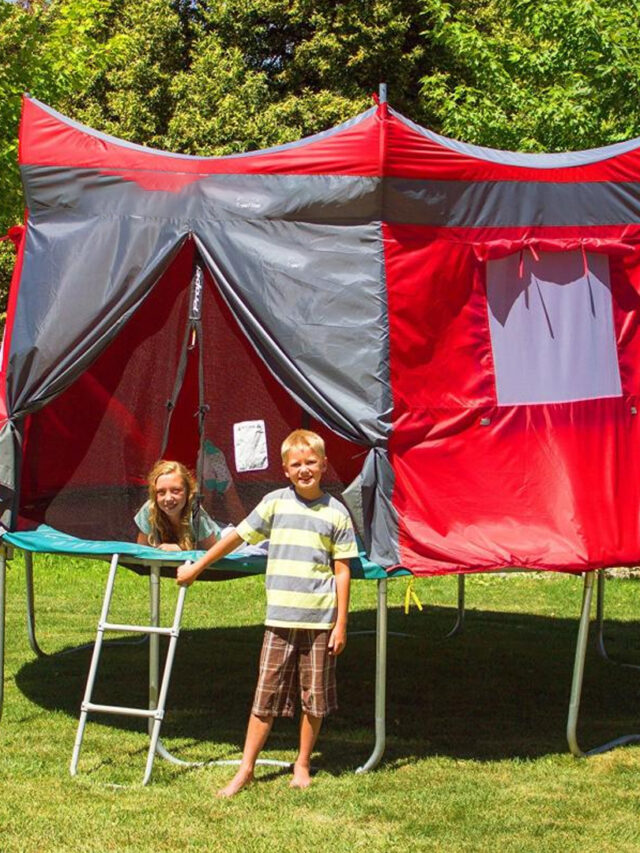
[2,553,640,852]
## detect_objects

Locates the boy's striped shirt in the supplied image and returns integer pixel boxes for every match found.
[235,486,358,629]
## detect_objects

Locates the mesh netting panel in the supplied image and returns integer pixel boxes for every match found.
[17,248,365,540]
[18,242,196,539]
[196,269,365,525]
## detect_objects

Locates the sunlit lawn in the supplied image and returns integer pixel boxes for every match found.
[1,552,640,852]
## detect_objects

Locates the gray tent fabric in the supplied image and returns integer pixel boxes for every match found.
[12,164,391,442]
[9,221,186,415]
[195,222,390,446]
[361,448,399,567]
[387,177,640,228]
[0,421,14,484]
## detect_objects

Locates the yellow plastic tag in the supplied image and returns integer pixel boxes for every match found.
[403,577,423,614]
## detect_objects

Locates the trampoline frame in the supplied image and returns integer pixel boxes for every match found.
[0,539,639,778]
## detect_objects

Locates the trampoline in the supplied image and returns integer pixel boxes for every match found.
[0,524,636,783]
[0,523,402,782]
[2,85,640,780]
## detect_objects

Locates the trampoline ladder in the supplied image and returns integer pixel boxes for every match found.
[70,553,187,785]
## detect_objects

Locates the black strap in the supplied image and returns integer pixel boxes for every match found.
[191,263,208,536]
[157,258,210,540]
[159,260,204,458]
[192,333,209,536]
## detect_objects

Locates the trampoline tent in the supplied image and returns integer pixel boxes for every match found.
[4,96,640,571]
[2,94,640,768]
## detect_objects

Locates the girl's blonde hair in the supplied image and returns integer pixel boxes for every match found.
[281,429,326,463]
[147,460,197,550]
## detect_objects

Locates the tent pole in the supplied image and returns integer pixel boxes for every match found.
[356,577,387,773]
[567,571,640,756]
[0,546,6,723]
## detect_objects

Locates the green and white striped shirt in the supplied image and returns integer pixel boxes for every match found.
[236,486,358,630]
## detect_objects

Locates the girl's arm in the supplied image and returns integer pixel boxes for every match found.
[199,532,219,550]
[176,530,244,585]
[328,559,351,656]
[137,530,180,551]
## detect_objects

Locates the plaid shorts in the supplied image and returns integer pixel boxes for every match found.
[251,627,337,718]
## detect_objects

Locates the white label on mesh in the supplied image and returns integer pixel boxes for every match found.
[233,420,268,472]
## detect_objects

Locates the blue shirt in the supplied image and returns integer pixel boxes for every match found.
[134,501,221,546]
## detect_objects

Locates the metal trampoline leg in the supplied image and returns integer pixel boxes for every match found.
[595,569,606,659]
[567,572,594,757]
[0,547,6,724]
[356,578,387,773]
[446,574,466,638]
[595,570,640,670]
[567,571,640,757]
[25,551,47,657]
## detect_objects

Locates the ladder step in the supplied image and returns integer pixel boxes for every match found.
[84,701,160,719]
[102,622,174,636]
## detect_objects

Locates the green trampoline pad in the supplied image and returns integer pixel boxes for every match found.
[1,524,405,580]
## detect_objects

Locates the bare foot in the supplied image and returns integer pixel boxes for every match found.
[290,762,312,789]
[217,767,254,798]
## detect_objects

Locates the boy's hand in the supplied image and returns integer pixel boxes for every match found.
[176,563,200,586]
[174,531,243,587]
[328,623,347,656]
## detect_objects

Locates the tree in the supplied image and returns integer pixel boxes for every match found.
[0,0,117,312]
[3,0,640,317]
[166,0,427,154]
[418,0,640,151]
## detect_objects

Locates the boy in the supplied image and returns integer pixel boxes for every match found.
[177,429,358,796]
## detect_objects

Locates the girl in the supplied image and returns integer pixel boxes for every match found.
[135,460,220,551]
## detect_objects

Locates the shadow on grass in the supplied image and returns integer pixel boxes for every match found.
[13,603,640,770]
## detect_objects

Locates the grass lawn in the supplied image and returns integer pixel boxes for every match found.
[1,552,640,852]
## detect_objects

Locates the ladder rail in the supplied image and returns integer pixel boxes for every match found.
[144,583,187,784]
[70,555,188,784]
[70,553,120,777]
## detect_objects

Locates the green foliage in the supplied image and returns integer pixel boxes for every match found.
[3,0,640,314]
[0,241,15,325]
[69,0,188,147]
[418,0,640,150]
[0,0,117,309]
